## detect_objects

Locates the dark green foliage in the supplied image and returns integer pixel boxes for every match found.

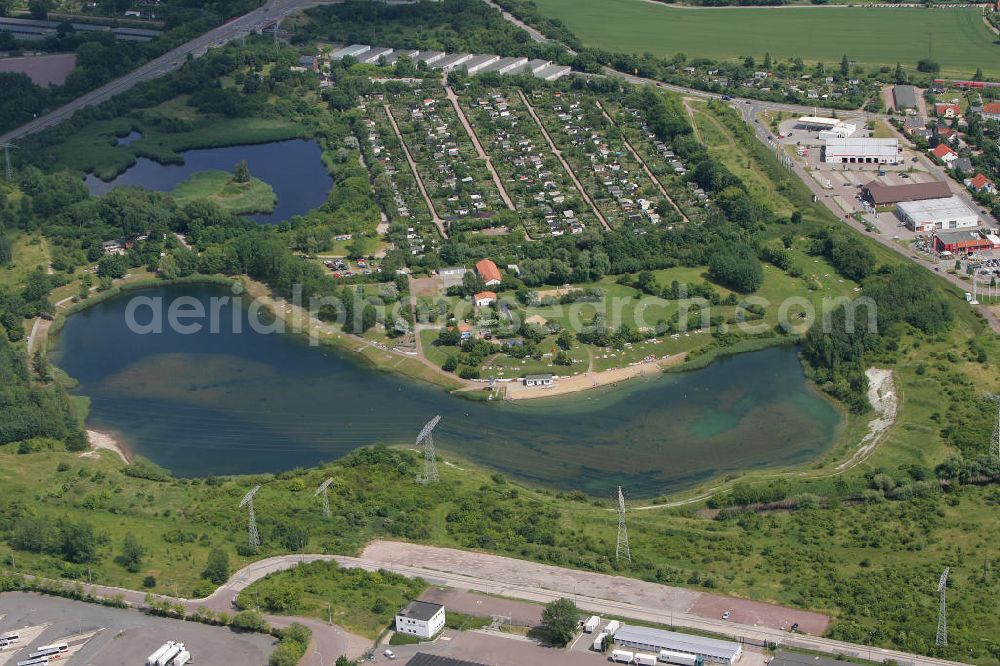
[541,598,579,646]
[118,532,145,573]
[202,547,230,584]
[708,244,763,293]
[810,229,876,282]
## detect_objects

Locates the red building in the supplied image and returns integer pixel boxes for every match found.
[475,258,502,286]
[934,230,991,253]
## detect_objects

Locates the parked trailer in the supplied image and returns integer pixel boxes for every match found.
[171,649,192,666]
[583,615,600,633]
[17,658,49,666]
[610,649,634,663]
[592,631,608,651]
[659,650,699,666]
[604,620,620,635]
[2,632,21,641]
[147,642,176,666]
[156,643,184,666]
[635,653,658,666]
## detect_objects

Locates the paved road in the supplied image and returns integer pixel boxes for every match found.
[0,0,331,145]
[44,545,964,666]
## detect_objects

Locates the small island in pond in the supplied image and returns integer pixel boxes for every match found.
[171,164,276,215]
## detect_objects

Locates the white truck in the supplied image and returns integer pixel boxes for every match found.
[582,615,600,633]
[591,631,608,651]
[660,650,699,666]
[147,642,175,666]
[156,643,184,666]
[635,653,658,666]
[171,649,192,666]
[610,649,634,663]
[604,620,620,635]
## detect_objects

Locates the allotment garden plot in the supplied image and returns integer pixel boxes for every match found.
[384,85,509,235]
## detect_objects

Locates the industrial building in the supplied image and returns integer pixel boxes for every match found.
[323,44,571,80]
[329,44,371,60]
[0,16,160,42]
[896,196,978,232]
[462,54,500,74]
[934,230,992,254]
[612,625,742,665]
[795,116,856,139]
[394,601,446,639]
[861,180,952,206]
[823,138,900,164]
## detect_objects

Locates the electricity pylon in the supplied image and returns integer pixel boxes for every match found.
[239,485,262,549]
[616,486,631,566]
[315,477,334,519]
[416,415,441,484]
[936,567,949,647]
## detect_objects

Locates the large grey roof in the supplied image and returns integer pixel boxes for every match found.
[613,625,741,660]
[397,600,443,622]
[408,654,487,666]
[893,84,918,109]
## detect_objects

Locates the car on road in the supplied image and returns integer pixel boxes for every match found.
[722,611,731,620]
[383,649,396,660]
[791,622,800,632]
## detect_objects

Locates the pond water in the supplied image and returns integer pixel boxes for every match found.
[115,131,143,146]
[53,284,843,497]
[85,139,333,224]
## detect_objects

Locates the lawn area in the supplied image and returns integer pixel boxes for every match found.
[531,0,999,77]
[171,170,277,214]
[0,231,49,290]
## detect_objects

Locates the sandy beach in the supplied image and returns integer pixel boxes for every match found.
[85,429,132,465]
[503,353,688,400]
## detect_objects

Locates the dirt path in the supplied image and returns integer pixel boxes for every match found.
[517,90,611,230]
[595,100,689,223]
[683,98,704,143]
[444,83,516,212]
[836,368,897,471]
[84,429,132,465]
[382,103,449,239]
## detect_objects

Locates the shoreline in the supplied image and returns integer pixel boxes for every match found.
[85,428,132,465]
[502,353,688,400]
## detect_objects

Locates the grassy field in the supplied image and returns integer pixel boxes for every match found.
[171,170,277,215]
[0,231,49,290]
[531,0,999,77]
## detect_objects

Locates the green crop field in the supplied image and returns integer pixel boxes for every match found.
[532,0,1000,77]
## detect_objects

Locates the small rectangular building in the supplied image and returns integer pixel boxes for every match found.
[823,138,900,164]
[861,180,952,206]
[897,196,978,232]
[893,84,918,111]
[437,267,468,277]
[612,625,742,665]
[524,374,554,387]
[934,230,991,254]
[534,64,571,81]
[395,601,446,639]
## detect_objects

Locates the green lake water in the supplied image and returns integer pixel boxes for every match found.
[53,284,842,497]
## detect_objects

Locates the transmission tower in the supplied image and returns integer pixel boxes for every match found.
[239,485,262,549]
[416,416,441,484]
[315,477,334,519]
[616,486,631,566]
[936,567,949,647]
[0,143,16,181]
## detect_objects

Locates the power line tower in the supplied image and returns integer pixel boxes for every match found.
[936,567,950,647]
[616,486,631,566]
[315,477,334,519]
[416,415,441,484]
[239,485,262,549]
[0,143,16,181]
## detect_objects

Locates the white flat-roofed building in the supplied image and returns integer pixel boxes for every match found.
[395,601,446,639]
[357,47,393,64]
[897,196,978,232]
[462,54,500,74]
[415,51,446,65]
[534,63,571,81]
[613,625,742,665]
[479,56,528,75]
[522,59,551,74]
[818,122,856,140]
[381,49,419,65]
[796,116,841,129]
[431,53,473,71]
[823,138,900,164]
[330,44,371,60]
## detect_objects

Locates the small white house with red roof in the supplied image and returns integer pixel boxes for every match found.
[965,173,997,195]
[474,291,497,307]
[934,103,961,119]
[930,144,958,164]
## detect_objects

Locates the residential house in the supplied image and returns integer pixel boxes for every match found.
[966,173,997,195]
[935,103,960,119]
[981,102,1000,122]
[475,258,503,286]
[473,291,497,307]
[930,143,958,164]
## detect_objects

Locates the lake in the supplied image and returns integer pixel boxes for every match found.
[85,139,333,224]
[53,284,843,497]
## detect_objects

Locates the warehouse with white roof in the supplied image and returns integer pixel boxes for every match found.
[823,138,900,164]
[897,196,978,232]
[612,625,742,664]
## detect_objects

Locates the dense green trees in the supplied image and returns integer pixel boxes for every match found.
[541,598,579,646]
[202,547,231,585]
[708,244,763,293]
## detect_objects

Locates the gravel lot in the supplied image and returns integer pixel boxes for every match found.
[0,592,275,666]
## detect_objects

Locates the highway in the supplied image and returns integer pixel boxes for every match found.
[0,0,331,145]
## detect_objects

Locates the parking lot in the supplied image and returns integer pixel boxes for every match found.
[0,593,275,666]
